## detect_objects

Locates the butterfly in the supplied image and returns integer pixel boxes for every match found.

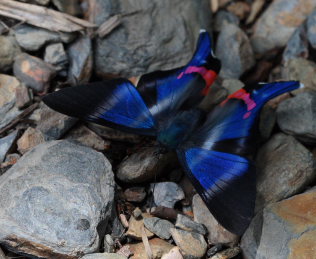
[43,30,301,235]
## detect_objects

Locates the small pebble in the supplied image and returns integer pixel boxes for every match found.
[124,187,146,203]
[151,182,185,208]
[143,217,174,240]
[175,214,207,236]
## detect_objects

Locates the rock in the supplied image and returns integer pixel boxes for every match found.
[0,36,21,72]
[143,217,174,240]
[67,36,92,85]
[17,127,45,154]
[0,107,22,132]
[199,82,228,112]
[15,85,32,109]
[0,140,115,258]
[14,24,75,51]
[117,147,174,184]
[103,234,115,253]
[129,238,174,259]
[216,23,255,79]
[44,43,68,71]
[0,131,18,163]
[91,0,212,77]
[126,214,154,240]
[161,247,183,259]
[248,189,316,259]
[36,103,77,140]
[0,74,21,117]
[307,8,316,48]
[192,194,238,244]
[281,58,316,94]
[251,0,316,54]
[65,125,110,151]
[124,187,146,203]
[227,2,250,20]
[132,207,143,219]
[277,92,316,143]
[52,0,81,16]
[82,253,127,259]
[170,228,207,258]
[175,214,207,236]
[13,53,56,93]
[256,133,316,210]
[151,182,185,208]
[207,244,225,257]
[209,247,241,259]
[221,78,244,94]
[213,10,239,32]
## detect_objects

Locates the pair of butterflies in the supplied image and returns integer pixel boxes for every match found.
[43,30,300,235]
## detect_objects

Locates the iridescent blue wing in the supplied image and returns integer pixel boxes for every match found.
[137,30,221,121]
[178,81,301,235]
[43,78,157,136]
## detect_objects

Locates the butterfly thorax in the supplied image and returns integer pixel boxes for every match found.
[157,109,204,149]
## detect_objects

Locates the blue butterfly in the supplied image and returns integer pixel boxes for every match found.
[43,30,300,235]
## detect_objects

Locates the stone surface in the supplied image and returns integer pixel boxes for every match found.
[213,10,239,32]
[52,0,81,16]
[129,238,174,259]
[216,23,255,79]
[13,53,56,93]
[103,234,115,253]
[210,247,241,259]
[251,0,316,54]
[67,36,92,85]
[0,74,21,117]
[277,92,316,143]
[161,247,183,259]
[0,131,18,163]
[65,125,110,151]
[246,189,316,259]
[221,78,244,94]
[227,1,250,20]
[170,228,207,258]
[192,194,238,244]
[0,36,21,72]
[256,133,316,210]
[126,214,154,240]
[143,217,174,240]
[117,148,174,183]
[175,214,207,236]
[17,127,45,154]
[151,182,185,208]
[44,43,68,71]
[307,8,316,48]
[124,187,146,203]
[0,140,115,258]
[36,103,77,140]
[91,0,212,77]
[14,24,74,51]
[199,82,228,112]
[82,253,127,259]
[15,85,32,109]
[281,58,316,94]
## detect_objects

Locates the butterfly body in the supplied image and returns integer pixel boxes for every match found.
[43,30,301,235]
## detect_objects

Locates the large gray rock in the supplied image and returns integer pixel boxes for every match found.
[277,92,316,143]
[91,0,212,77]
[0,140,115,258]
[256,133,316,210]
[0,36,21,72]
[216,23,255,79]
[251,0,316,54]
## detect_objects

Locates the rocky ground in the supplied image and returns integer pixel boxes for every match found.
[0,0,316,258]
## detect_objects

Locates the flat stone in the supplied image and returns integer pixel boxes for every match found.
[151,182,185,208]
[0,131,18,163]
[251,0,316,54]
[277,92,316,143]
[117,147,174,183]
[161,247,183,259]
[213,10,239,32]
[210,247,241,259]
[14,24,75,51]
[17,127,45,154]
[13,53,56,93]
[192,194,238,244]
[0,140,115,258]
[65,125,110,151]
[175,214,207,236]
[82,253,127,259]
[67,36,92,85]
[0,107,22,132]
[124,187,146,203]
[143,217,174,240]
[256,133,316,210]
[91,0,212,77]
[216,23,255,79]
[125,214,154,240]
[44,43,68,71]
[170,228,207,258]
[0,36,21,72]
[129,238,174,259]
[36,103,77,140]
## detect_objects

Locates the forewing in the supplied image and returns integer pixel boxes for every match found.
[43,78,157,136]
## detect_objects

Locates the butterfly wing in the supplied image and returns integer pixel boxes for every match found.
[137,30,221,121]
[178,81,301,235]
[43,78,157,136]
